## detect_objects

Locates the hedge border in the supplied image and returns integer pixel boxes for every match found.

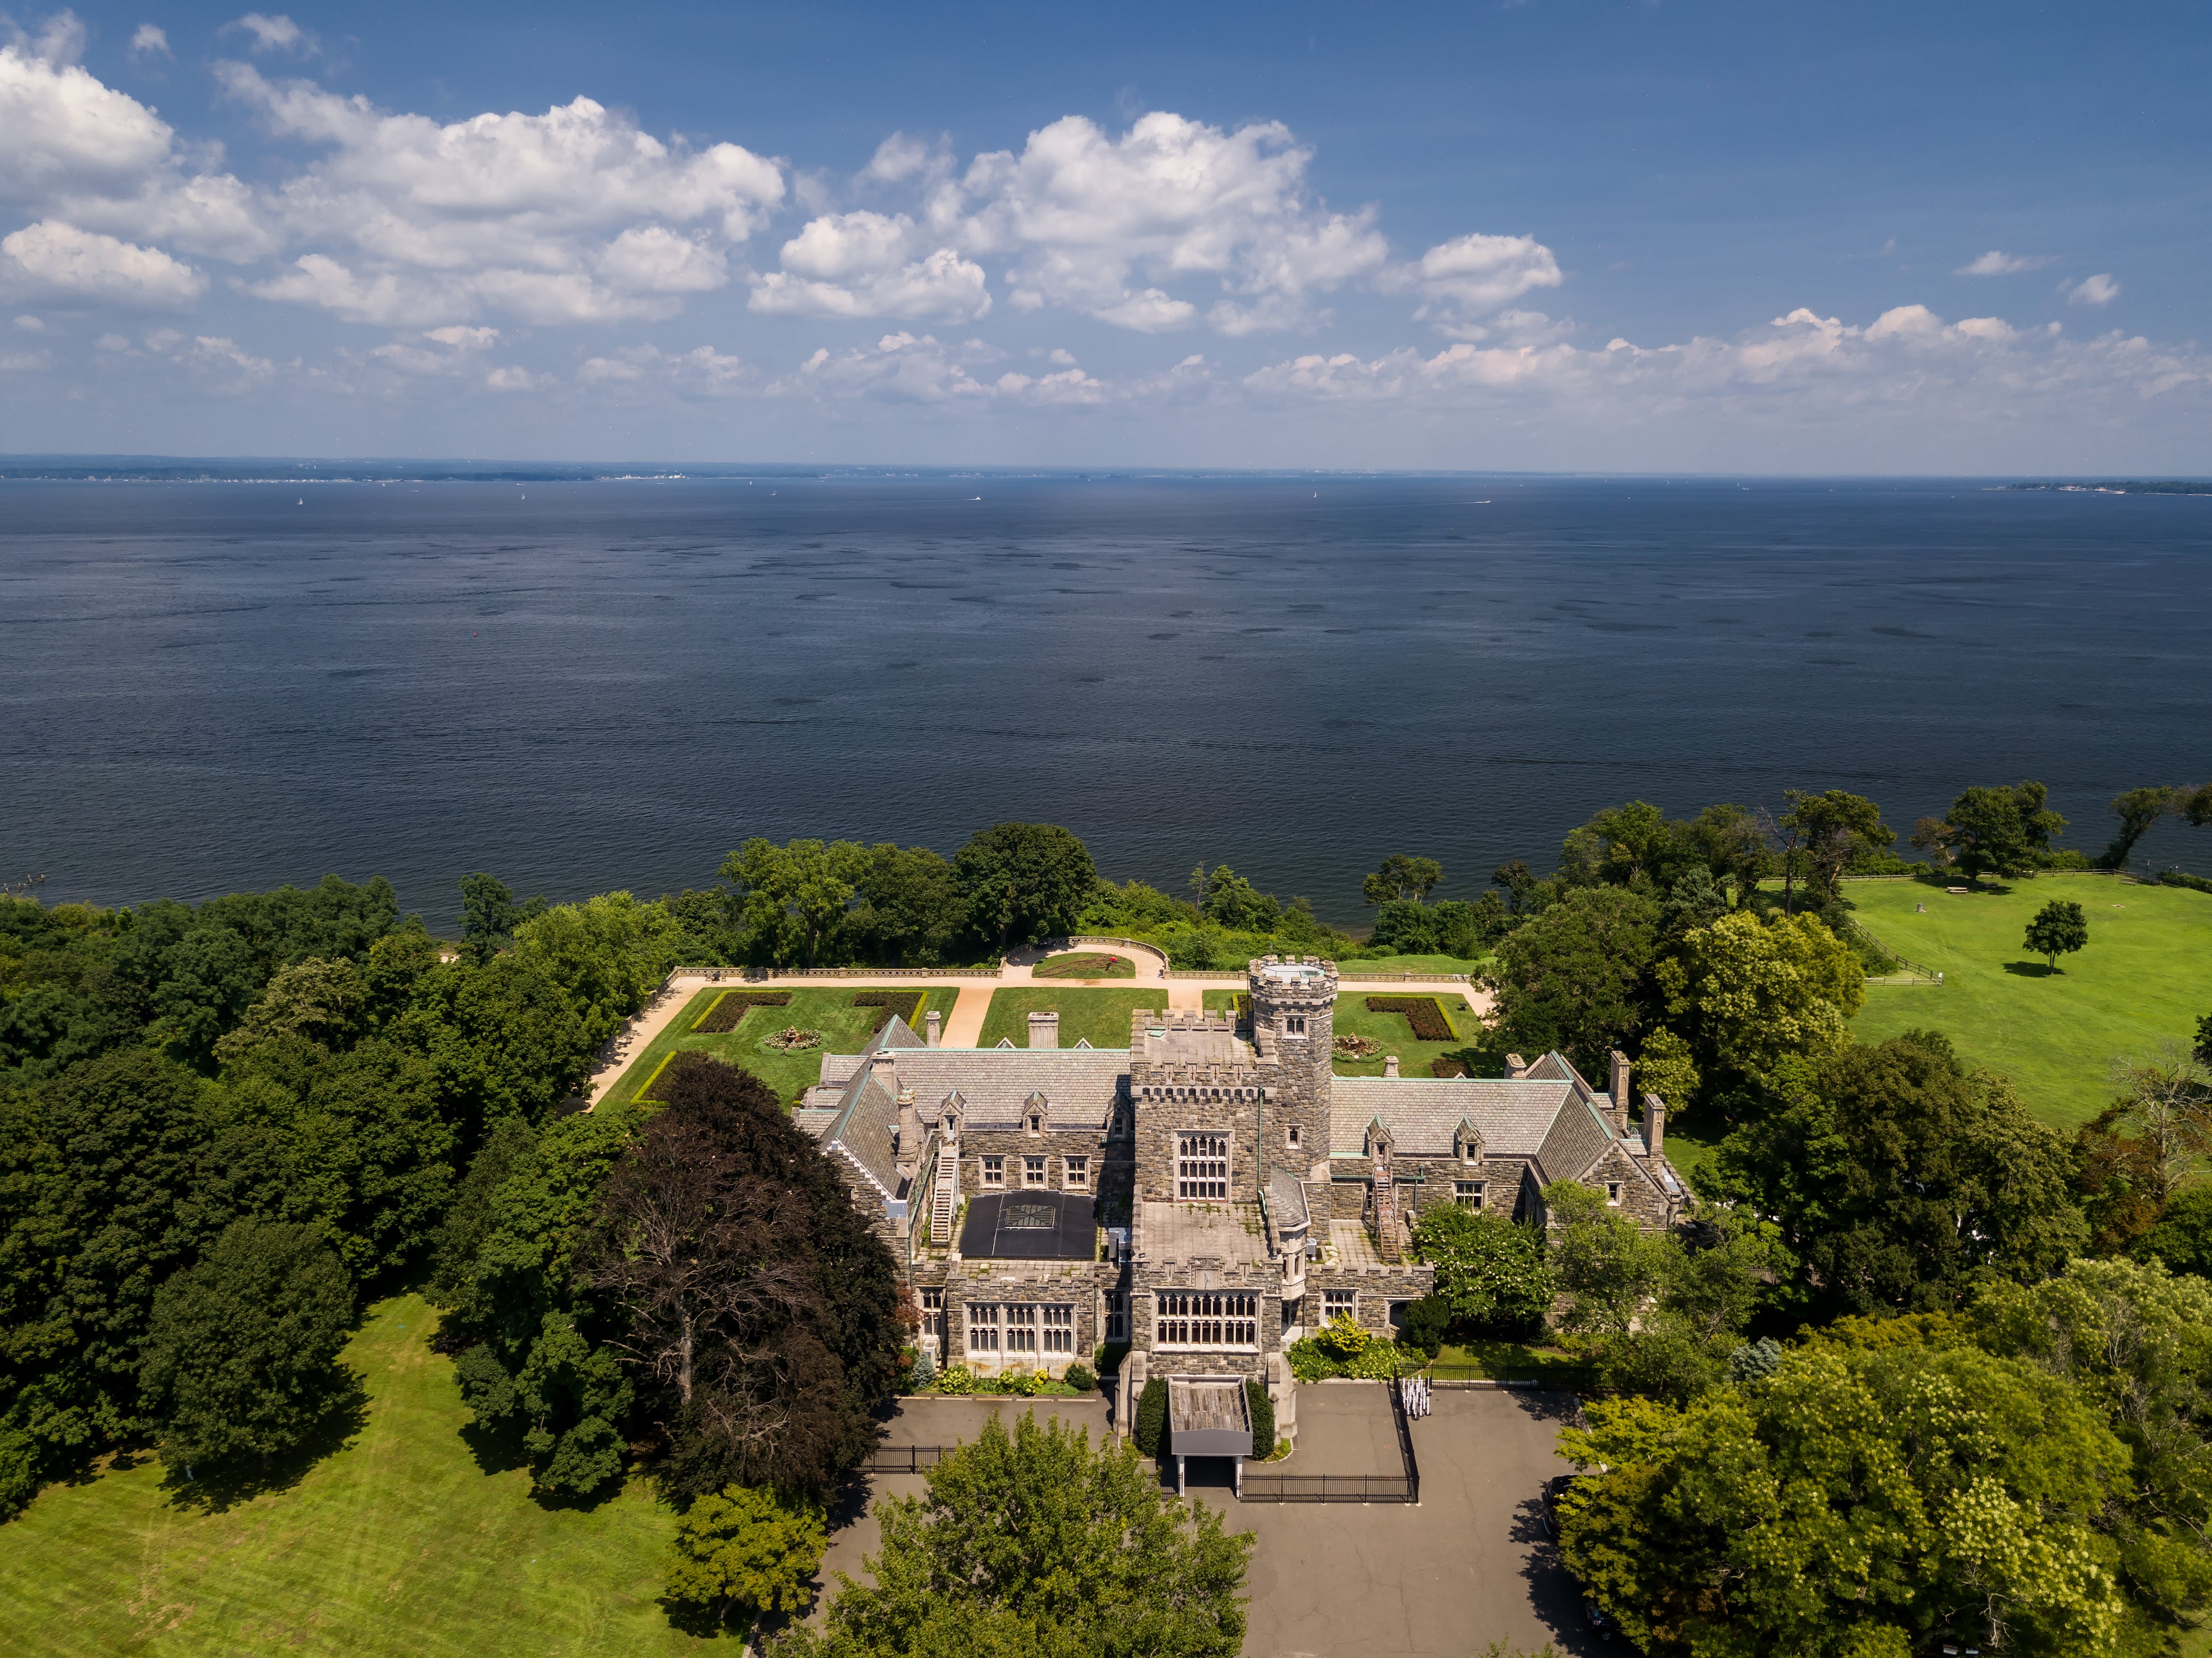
[1364,995,1456,1042]
[693,989,793,1033]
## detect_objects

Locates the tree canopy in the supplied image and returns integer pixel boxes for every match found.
[2025,897,2090,969]
[952,822,1098,949]
[1482,884,1661,1076]
[781,1413,1252,1658]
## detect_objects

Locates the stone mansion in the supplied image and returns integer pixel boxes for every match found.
[796,956,1686,1442]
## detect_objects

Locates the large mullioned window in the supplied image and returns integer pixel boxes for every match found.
[1176,1132,1228,1199]
[1155,1291,1258,1349]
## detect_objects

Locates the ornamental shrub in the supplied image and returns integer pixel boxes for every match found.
[1287,1337,1339,1381]
[934,1363,975,1394]
[1065,1362,1096,1392]
[1399,1295,1450,1359]
[1134,1376,1168,1456]
[905,1344,935,1391]
[1314,1313,1374,1362]
[1245,1380,1274,1460]
[1344,1343,1414,1380]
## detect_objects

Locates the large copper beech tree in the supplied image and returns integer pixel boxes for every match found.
[580,1053,905,1502]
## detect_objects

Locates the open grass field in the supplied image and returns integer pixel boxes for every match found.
[974,987,1159,1049]
[1337,953,1496,976]
[1199,989,1482,1078]
[1031,952,1138,979]
[602,984,965,1109]
[0,1294,694,1658]
[1847,874,2212,1132]
[1430,1340,1595,1388]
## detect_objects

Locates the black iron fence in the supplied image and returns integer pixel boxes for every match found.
[863,1446,952,1473]
[1386,1374,1422,1505]
[1240,1473,1416,1503]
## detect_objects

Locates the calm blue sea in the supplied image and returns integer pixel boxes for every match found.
[2,472,2208,928]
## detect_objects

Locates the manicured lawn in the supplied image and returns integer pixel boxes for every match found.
[1032,952,1138,979]
[975,987,1159,1050]
[1846,875,2212,1131]
[1337,954,1496,976]
[0,1294,695,1658]
[1198,989,1482,1078]
[602,984,964,1108]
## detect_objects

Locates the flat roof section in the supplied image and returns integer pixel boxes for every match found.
[958,1190,1099,1260]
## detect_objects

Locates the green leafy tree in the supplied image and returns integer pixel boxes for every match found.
[1361,854,1443,906]
[211,955,367,1066]
[1134,1376,1168,1456]
[664,1483,828,1634]
[1705,1031,2087,1316]
[1942,780,2069,882]
[1780,788,1895,902]
[786,1413,1252,1658]
[1199,866,1282,932]
[2137,1185,2212,1280]
[848,843,962,965]
[2104,786,2180,870]
[138,1219,356,1473]
[1409,1204,1554,1335]
[1657,909,1862,1090]
[2075,1045,2212,1254]
[459,872,519,964]
[723,838,870,968]
[1557,801,1678,890]
[2024,897,2090,970]
[1544,1183,1672,1337]
[951,823,1098,950]
[1482,885,1661,1076]
[581,1053,904,1503]
[1972,1257,2212,1637]
[1558,1340,2132,1657]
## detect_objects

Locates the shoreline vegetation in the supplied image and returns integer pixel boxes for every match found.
[4,784,2210,1656]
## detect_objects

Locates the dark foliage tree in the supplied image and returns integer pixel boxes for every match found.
[427,1114,538,1299]
[1481,885,1660,1076]
[1704,1031,2085,1316]
[1360,854,1443,906]
[138,1218,355,1473]
[1197,866,1282,933]
[1941,780,2068,882]
[848,843,962,964]
[2024,897,2090,970]
[580,1054,904,1503]
[951,823,1098,950]
[2137,1185,2212,1280]
[1489,860,1541,914]
[0,1048,220,1481]
[2104,785,2181,869]
[458,872,519,964]
[781,1413,1251,1658]
[1780,788,1895,902]
[1557,801,1677,889]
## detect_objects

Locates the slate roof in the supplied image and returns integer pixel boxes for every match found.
[1329,1077,1585,1159]
[1267,1167,1310,1234]
[814,1042,1125,1134]
[1535,1090,1621,1185]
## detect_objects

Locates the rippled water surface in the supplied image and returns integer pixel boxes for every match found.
[3,473,2207,925]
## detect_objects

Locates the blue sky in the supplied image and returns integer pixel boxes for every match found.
[2,0,2207,468]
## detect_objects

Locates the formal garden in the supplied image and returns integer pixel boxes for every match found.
[1199,988,1483,1077]
[974,986,1163,1050]
[601,983,965,1108]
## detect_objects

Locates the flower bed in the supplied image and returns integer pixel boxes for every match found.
[1364,995,1456,1042]
[1033,952,1136,979]
[692,989,792,1033]
[1333,1032,1385,1060]
[760,1026,822,1052]
[851,989,925,1031]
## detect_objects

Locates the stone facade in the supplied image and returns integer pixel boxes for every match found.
[797,956,1688,1439]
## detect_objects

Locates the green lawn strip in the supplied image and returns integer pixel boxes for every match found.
[975,987,1159,1050]
[1430,1339,1594,1388]
[1844,876,2212,1132]
[603,985,965,1109]
[0,1294,693,1658]
[1031,953,1138,979]
[1337,954,1496,976]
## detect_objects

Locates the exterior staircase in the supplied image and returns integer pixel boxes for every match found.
[929,1144,959,1245]
[1371,1142,1402,1262]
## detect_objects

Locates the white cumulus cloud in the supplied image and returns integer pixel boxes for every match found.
[226,13,314,54]
[1,219,204,306]
[1386,231,1563,336]
[2068,273,2119,306]
[221,63,784,325]
[128,23,170,58]
[750,211,990,321]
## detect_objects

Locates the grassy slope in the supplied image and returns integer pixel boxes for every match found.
[1337,953,1496,975]
[0,1295,692,1658]
[975,987,1159,1050]
[1032,953,1138,979]
[1847,876,2212,1131]
[602,984,964,1109]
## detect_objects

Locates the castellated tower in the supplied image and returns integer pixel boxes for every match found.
[1247,956,1337,1183]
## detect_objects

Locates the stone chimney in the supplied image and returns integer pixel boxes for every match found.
[1028,1010,1059,1050]
[895,1085,919,1174]
[1609,1051,1632,1131]
[1504,1053,1529,1079]
[1383,1053,1400,1078]
[1642,1091,1666,1161]
[925,1009,941,1047]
